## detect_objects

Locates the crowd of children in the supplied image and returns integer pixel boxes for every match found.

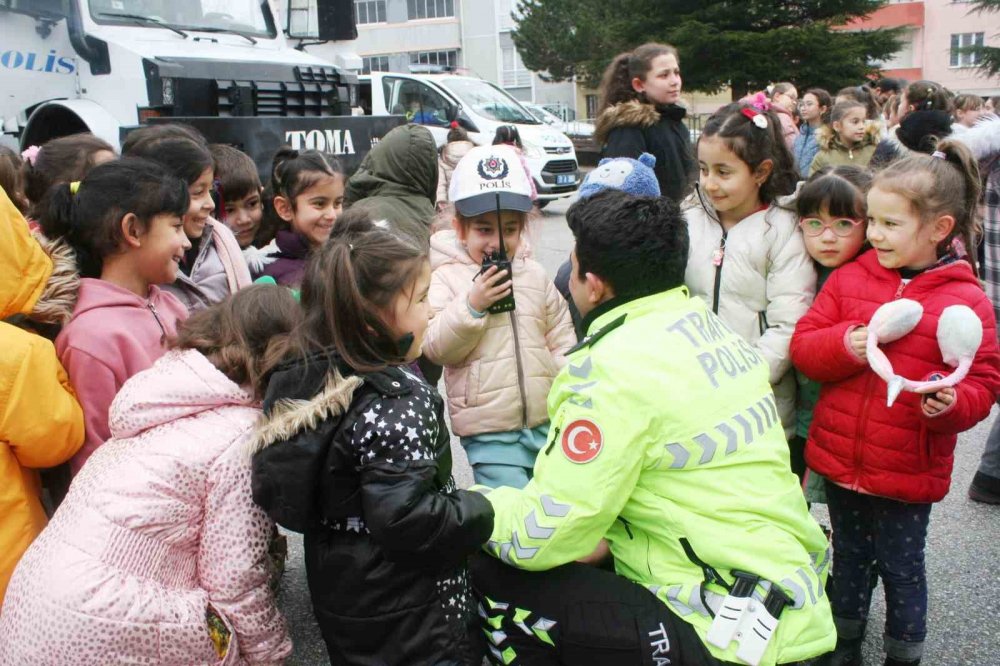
[0,39,998,666]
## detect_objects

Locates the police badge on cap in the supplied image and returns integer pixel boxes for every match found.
[450,144,534,217]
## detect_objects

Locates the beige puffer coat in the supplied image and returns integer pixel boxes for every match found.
[683,200,817,438]
[436,140,476,205]
[422,230,575,437]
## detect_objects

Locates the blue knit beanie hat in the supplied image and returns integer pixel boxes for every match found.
[578,153,660,199]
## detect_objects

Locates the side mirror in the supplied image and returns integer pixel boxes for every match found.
[445,103,460,122]
[287,0,358,41]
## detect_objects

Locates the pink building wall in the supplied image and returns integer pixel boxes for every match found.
[842,0,1000,95]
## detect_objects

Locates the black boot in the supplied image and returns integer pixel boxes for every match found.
[884,658,920,666]
[822,636,863,666]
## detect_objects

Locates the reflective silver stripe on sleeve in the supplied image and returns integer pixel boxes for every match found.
[539,495,571,518]
[756,398,774,429]
[524,510,555,540]
[568,357,593,378]
[746,403,765,435]
[733,413,754,444]
[665,585,694,616]
[511,531,538,560]
[796,567,818,606]
[781,577,807,609]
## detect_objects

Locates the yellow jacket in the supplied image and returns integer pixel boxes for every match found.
[0,187,83,605]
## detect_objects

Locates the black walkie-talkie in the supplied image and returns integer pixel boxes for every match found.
[479,193,516,314]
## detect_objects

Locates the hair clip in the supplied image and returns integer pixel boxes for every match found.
[69,181,81,194]
[21,145,40,166]
[741,107,769,129]
[932,150,946,160]
[746,91,771,113]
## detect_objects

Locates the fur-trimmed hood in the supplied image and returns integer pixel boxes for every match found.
[247,368,362,456]
[958,113,1000,162]
[29,234,79,326]
[816,122,881,151]
[595,100,686,145]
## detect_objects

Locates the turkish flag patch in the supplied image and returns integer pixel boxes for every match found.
[561,419,604,464]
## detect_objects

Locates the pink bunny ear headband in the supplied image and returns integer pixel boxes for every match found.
[865,299,983,406]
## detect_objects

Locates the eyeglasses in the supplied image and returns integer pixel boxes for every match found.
[798,217,864,237]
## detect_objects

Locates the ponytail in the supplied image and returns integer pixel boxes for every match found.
[38,158,189,278]
[274,208,426,373]
[937,138,982,274]
[874,138,982,276]
[598,43,678,113]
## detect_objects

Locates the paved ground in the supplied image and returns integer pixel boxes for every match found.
[277,194,1000,665]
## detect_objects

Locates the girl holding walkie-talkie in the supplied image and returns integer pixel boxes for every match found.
[424,145,576,489]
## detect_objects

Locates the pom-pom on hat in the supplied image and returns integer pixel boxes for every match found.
[578,153,660,200]
[449,144,534,217]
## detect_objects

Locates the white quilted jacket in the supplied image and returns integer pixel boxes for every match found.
[683,201,817,437]
[422,230,575,437]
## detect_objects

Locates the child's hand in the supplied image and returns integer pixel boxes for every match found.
[922,387,955,416]
[468,265,512,313]
[848,326,868,360]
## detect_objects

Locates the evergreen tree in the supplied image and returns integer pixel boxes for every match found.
[512,0,904,99]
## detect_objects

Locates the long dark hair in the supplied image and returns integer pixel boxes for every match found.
[170,284,300,398]
[598,42,678,112]
[125,136,214,186]
[38,158,189,278]
[698,102,798,207]
[804,88,833,124]
[273,208,427,373]
[23,133,115,217]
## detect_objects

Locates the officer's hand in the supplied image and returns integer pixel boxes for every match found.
[576,539,610,566]
[469,265,512,313]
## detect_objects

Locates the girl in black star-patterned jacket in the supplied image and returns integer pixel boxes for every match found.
[250,210,494,666]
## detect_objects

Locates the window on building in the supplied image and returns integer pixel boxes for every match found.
[585,94,599,120]
[501,46,531,88]
[951,32,985,67]
[355,0,387,24]
[361,55,390,74]
[409,50,458,69]
[407,0,454,20]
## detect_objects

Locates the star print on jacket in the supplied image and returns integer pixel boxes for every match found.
[353,372,441,466]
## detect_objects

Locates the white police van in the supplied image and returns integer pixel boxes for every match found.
[361,72,581,206]
[0,0,401,174]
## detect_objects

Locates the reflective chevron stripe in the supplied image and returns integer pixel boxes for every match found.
[523,510,555,540]
[653,395,781,469]
[539,495,571,518]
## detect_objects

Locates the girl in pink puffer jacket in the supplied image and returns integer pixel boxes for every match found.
[422,145,575,489]
[0,286,297,665]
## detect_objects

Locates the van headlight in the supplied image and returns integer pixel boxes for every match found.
[521,140,545,159]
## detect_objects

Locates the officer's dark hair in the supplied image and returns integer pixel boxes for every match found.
[567,189,688,299]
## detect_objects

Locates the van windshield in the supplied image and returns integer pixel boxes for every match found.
[439,78,540,125]
[90,0,276,38]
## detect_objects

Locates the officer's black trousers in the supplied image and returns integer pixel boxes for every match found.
[469,552,828,666]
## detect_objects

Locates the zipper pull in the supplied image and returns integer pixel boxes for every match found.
[893,281,905,299]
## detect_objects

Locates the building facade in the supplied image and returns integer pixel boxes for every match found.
[297,0,582,118]
[844,0,1000,95]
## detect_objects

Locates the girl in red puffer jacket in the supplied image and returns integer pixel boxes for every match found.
[791,139,1000,666]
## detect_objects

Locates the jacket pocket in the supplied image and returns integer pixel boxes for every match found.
[205,602,240,665]
[918,420,931,471]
